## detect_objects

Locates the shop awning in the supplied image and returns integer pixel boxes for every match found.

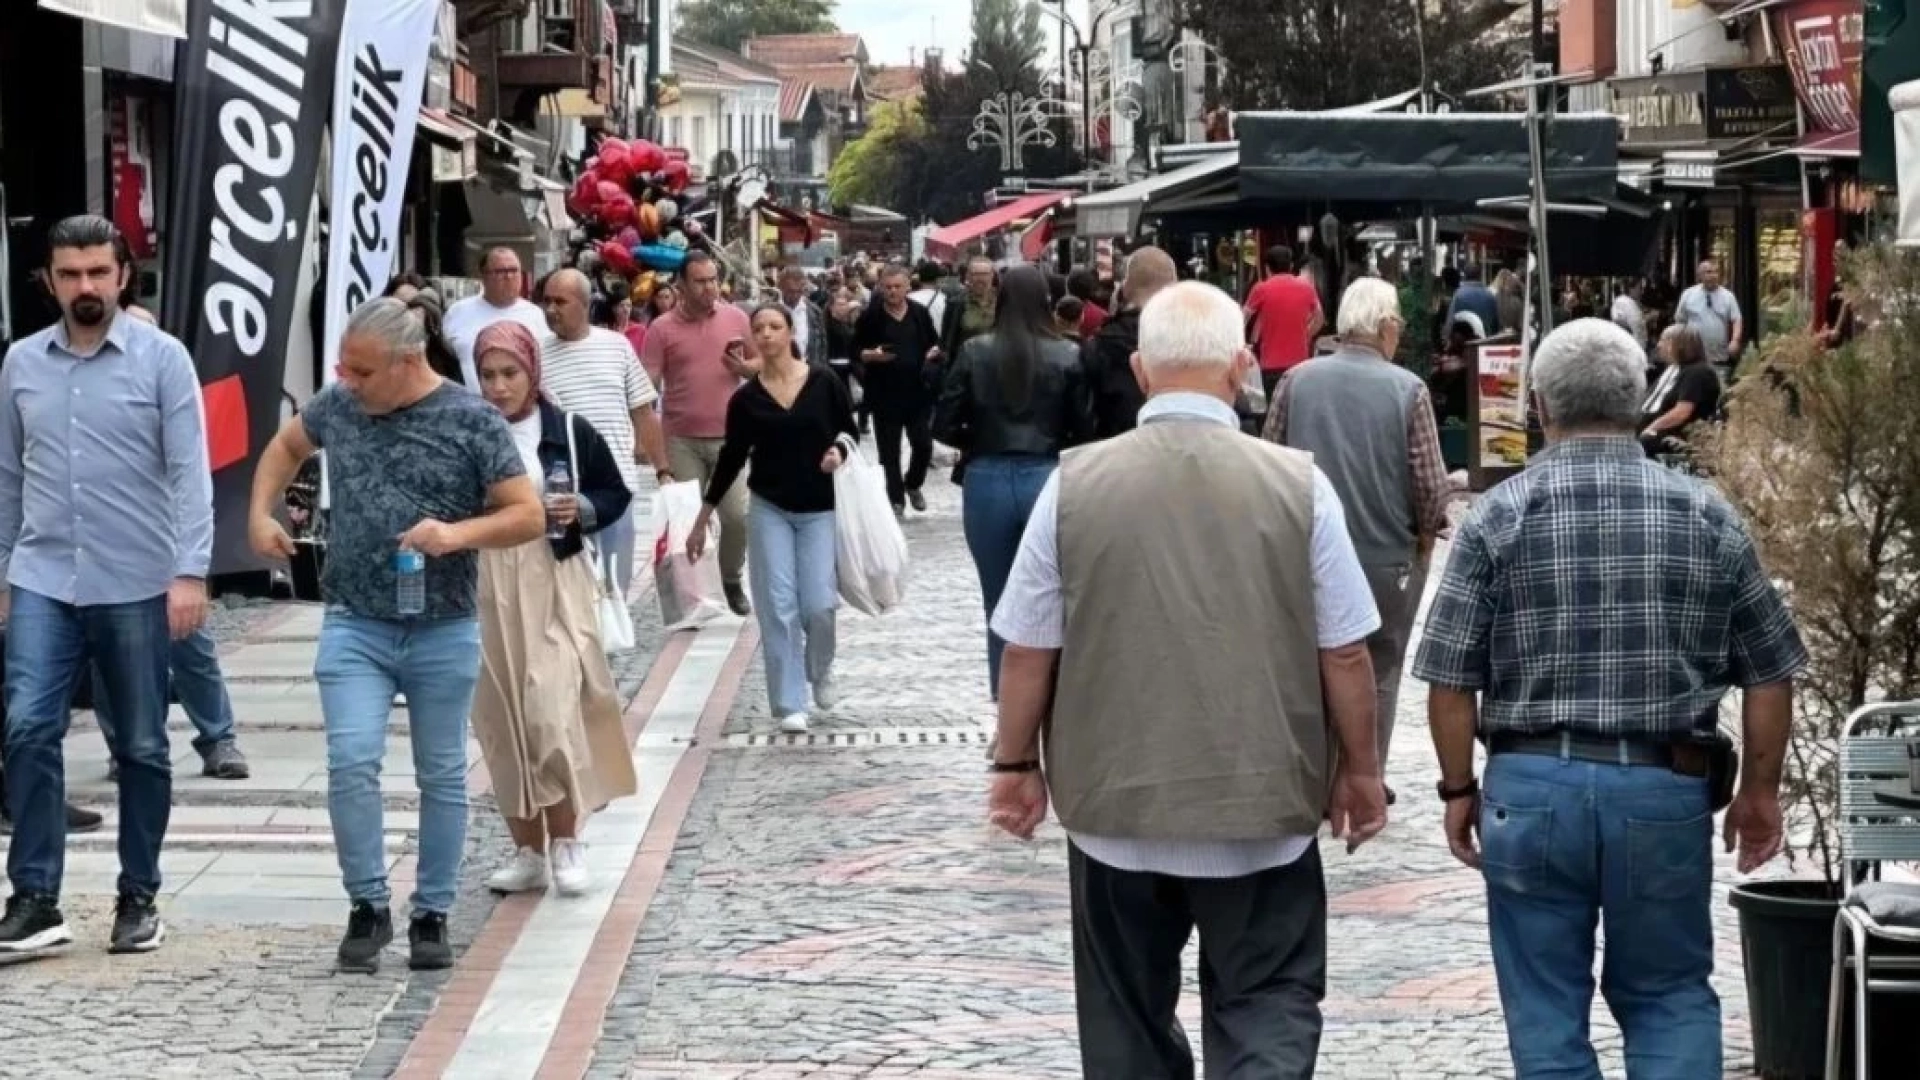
[1074,154,1237,238]
[39,0,186,38]
[925,191,1071,259]
[1791,129,1860,159]
[1238,112,1619,207]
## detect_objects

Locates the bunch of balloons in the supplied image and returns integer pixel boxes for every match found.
[564,137,703,306]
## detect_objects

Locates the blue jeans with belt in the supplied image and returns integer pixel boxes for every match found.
[1479,749,1720,1080]
[315,611,481,915]
[4,588,172,900]
[960,455,1056,700]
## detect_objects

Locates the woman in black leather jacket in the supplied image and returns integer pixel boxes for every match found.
[933,263,1092,700]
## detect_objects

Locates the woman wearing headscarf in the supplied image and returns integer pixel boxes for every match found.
[933,263,1091,700]
[469,322,636,896]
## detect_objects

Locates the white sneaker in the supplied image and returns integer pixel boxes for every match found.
[549,839,588,896]
[486,848,548,894]
[812,680,840,710]
[779,712,810,734]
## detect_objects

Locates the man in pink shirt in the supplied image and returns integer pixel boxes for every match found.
[640,251,755,615]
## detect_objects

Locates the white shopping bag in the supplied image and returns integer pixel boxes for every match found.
[832,440,910,616]
[653,481,727,631]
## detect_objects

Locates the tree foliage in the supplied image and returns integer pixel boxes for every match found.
[826,0,1079,224]
[1703,245,1920,887]
[677,0,836,53]
[1177,0,1523,110]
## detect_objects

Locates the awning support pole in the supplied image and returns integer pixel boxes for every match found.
[1518,59,1554,429]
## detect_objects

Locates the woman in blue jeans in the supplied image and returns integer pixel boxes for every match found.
[934,264,1093,699]
[689,304,859,734]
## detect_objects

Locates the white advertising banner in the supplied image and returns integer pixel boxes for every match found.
[39,0,187,38]
[1894,79,1920,248]
[321,0,440,385]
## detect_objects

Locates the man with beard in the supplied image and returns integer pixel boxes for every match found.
[0,216,214,960]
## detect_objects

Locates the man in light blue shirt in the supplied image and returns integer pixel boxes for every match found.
[0,216,213,962]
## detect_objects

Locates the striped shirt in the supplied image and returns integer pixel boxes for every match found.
[539,328,659,494]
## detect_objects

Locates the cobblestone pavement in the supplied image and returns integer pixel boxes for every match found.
[590,479,1766,1079]
[3,477,1777,1078]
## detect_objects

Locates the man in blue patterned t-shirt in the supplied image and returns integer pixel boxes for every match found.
[249,298,543,975]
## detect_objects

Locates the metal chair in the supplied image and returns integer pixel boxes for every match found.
[1824,702,1920,1080]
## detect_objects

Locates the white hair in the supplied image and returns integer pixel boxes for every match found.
[345,297,428,361]
[1137,281,1244,374]
[1531,318,1648,430]
[1336,276,1402,338]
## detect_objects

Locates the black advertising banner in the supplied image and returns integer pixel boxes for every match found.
[162,0,345,574]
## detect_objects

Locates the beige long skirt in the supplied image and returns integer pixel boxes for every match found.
[474,539,637,822]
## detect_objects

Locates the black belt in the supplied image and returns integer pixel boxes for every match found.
[1487,731,1685,770]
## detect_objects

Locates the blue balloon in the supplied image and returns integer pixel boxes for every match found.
[631,243,688,272]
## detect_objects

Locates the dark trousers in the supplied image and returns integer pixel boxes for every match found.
[4,588,172,900]
[1070,842,1328,1080]
[960,455,1056,700]
[872,405,932,508]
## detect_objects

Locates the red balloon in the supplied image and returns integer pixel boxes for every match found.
[568,172,602,215]
[631,140,668,174]
[596,138,634,183]
[599,240,637,277]
[600,191,636,228]
[661,159,691,194]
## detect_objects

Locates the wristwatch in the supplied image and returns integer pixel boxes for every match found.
[1437,777,1480,802]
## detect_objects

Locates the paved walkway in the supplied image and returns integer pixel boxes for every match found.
[1,480,1771,1078]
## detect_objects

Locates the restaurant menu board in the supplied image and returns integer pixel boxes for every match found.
[1477,344,1527,470]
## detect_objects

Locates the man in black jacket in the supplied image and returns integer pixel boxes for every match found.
[854,264,943,514]
[1082,246,1178,440]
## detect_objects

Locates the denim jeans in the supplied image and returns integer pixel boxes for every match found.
[960,455,1056,699]
[314,610,481,915]
[92,626,236,755]
[1480,751,1720,1080]
[4,588,171,899]
[746,496,837,717]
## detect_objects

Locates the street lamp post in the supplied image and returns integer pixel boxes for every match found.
[1037,3,1134,189]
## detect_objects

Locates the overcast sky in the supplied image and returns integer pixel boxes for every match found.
[835,0,1071,69]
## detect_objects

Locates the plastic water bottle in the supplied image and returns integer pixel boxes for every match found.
[394,550,426,616]
[545,460,574,539]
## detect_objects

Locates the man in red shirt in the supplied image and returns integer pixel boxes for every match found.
[1245,245,1324,398]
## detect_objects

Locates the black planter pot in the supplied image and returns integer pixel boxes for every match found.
[1731,879,1920,1079]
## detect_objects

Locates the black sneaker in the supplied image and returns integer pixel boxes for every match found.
[723,582,752,618]
[337,902,393,974]
[0,893,72,961]
[67,802,104,833]
[201,740,250,779]
[908,489,928,512]
[108,892,165,954]
[408,911,453,971]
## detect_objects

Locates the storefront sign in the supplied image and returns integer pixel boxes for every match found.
[163,0,347,574]
[1663,153,1719,188]
[1612,65,1799,148]
[1476,344,1527,471]
[1777,1,1865,134]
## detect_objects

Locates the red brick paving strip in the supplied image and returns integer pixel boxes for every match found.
[392,616,702,1080]
[535,623,760,1080]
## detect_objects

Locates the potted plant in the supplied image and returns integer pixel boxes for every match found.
[1706,243,1920,1079]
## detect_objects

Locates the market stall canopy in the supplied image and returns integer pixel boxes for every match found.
[1237,112,1620,208]
[924,191,1072,260]
[1074,154,1237,239]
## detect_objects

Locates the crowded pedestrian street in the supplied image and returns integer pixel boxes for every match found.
[0,479,1767,1078]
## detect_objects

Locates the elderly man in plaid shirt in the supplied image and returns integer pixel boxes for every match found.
[1413,319,1807,1080]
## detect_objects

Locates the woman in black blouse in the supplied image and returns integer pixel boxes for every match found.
[933,263,1091,700]
[689,305,859,734]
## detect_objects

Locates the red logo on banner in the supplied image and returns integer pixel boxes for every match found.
[1776,0,1865,134]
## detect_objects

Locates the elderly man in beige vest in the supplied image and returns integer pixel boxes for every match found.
[987,280,1389,1079]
